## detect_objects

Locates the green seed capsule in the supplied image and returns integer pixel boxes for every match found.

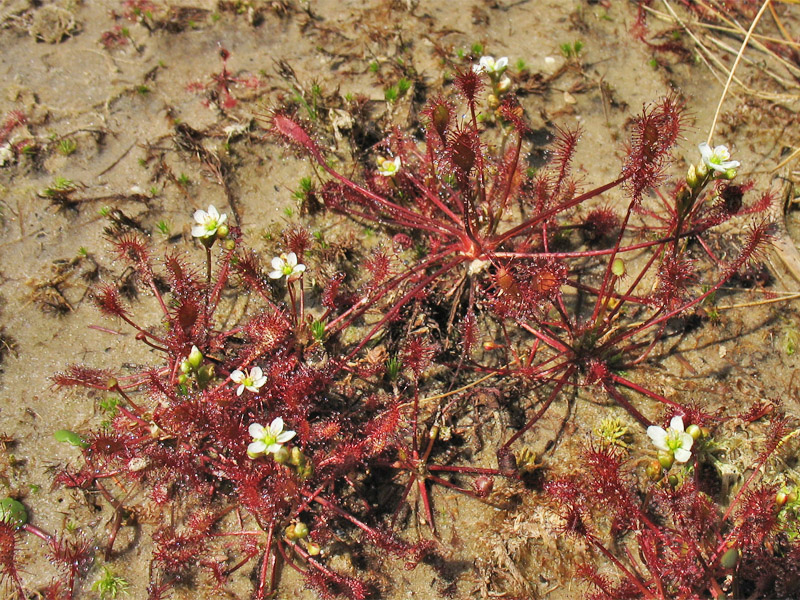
[646,460,663,482]
[273,447,289,464]
[720,547,740,569]
[658,450,675,470]
[686,424,702,440]
[293,522,309,539]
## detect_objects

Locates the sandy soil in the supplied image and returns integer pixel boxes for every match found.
[0,0,799,598]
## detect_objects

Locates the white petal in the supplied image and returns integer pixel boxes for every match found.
[480,56,493,70]
[230,369,245,383]
[698,142,712,161]
[268,270,283,279]
[293,264,306,274]
[207,205,219,220]
[192,225,209,237]
[678,432,694,451]
[248,440,267,455]
[276,430,296,443]
[250,366,263,380]
[236,384,245,396]
[266,443,283,454]
[392,156,401,169]
[194,209,209,223]
[286,252,298,268]
[674,447,692,463]
[253,376,267,388]
[472,64,483,74]
[217,212,227,225]
[248,423,266,438]
[647,426,669,451]
[669,415,685,433]
[269,417,285,435]
[496,56,508,69]
[271,256,285,271]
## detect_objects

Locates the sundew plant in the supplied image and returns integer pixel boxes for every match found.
[35,54,777,600]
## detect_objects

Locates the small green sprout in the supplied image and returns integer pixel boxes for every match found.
[369,61,379,73]
[560,40,584,59]
[284,206,294,218]
[311,320,326,342]
[177,173,190,186]
[78,246,89,257]
[156,220,171,236]
[397,77,411,95]
[42,177,77,198]
[58,139,77,156]
[471,42,484,56]
[98,396,120,419]
[135,85,150,95]
[515,58,528,72]
[386,356,402,381]
[149,186,159,197]
[91,566,130,599]
[384,86,399,103]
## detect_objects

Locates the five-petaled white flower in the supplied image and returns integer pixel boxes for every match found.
[647,415,694,463]
[248,418,296,458]
[473,55,508,75]
[192,205,227,238]
[269,252,306,281]
[230,366,267,396]
[377,156,401,177]
[698,142,740,173]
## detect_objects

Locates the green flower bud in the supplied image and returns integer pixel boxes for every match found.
[0,498,28,527]
[668,474,679,487]
[696,162,709,178]
[180,361,192,374]
[187,346,204,369]
[686,163,699,188]
[722,168,737,180]
[686,424,702,440]
[223,239,236,251]
[658,450,675,470]
[776,491,789,507]
[216,224,229,239]
[177,373,189,385]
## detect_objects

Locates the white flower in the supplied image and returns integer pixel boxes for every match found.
[248,417,296,458]
[268,252,306,281]
[473,55,508,75]
[377,156,401,177]
[192,204,227,238]
[647,415,694,463]
[698,142,740,173]
[230,366,267,396]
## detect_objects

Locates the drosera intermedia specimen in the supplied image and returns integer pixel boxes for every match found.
[267,59,773,469]
[54,207,437,599]
[547,409,800,599]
